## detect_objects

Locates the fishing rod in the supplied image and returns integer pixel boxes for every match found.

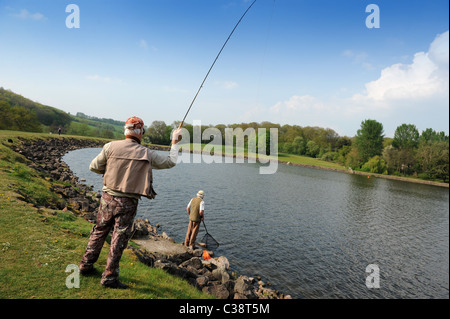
[178,0,257,129]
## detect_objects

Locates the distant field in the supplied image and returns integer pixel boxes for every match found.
[177,142,347,171]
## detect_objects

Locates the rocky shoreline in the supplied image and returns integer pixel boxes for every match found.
[131,219,292,299]
[5,136,292,299]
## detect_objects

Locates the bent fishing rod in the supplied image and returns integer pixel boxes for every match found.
[178,0,257,130]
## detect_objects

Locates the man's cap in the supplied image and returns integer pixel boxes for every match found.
[124,116,145,139]
[125,116,144,129]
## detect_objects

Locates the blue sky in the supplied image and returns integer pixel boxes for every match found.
[0,0,448,137]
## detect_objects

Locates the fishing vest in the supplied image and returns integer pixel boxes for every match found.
[103,139,156,199]
[189,197,203,222]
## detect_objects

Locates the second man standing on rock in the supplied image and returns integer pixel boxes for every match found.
[184,190,205,250]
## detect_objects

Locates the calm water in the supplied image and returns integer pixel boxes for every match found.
[63,148,449,299]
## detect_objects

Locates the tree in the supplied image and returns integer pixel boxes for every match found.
[0,100,10,129]
[354,119,384,165]
[382,145,416,175]
[420,128,449,144]
[306,140,320,157]
[346,147,362,169]
[416,141,449,182]
[336,136,352,149]
[361,155,388,174]
[292,136,306,155]
[147,120,170,145]
[392,124,420,149]
[336,144,351,165]
[11,106,42,132]
[280,124,303,144]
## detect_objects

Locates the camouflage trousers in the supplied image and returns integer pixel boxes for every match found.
[80,192,138,285]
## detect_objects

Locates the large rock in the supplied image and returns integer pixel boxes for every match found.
[195,276,209,289]
[132,219,156,238]
[180,257,203,270]
[212,268,230,284]
[234,276,257,299]
[202,282,230,299]
[133,238,191,265]
[154,260,197,280]
[202,255,230,271]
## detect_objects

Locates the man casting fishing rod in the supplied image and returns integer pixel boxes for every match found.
[79,116,182,289]
[78,0,256,289]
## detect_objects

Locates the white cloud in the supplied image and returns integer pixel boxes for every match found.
[215,81,239,89]
[270,95,324,113]
[269,31,449,136]
[353,30,449,102]
[86,74,125,85]
[12,9,46,21]
[239,105,265,122]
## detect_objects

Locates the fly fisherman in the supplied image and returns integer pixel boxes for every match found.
[79,116,181,289]
[184,190,205,251]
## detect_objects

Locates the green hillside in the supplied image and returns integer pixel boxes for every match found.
[0,87,124,139]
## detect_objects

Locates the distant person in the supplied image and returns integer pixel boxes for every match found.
[184,190,205,250]
[58,127,62,135]
[79,116,182,289]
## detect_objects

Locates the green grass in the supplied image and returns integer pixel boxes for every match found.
[0,130,211,299]
[178,142,347,170]
[276,152,347,170]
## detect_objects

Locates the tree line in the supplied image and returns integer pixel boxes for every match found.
[143,119,449,183]
[1,88,448,183]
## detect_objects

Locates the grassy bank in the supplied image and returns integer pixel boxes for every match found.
[179,142,346,170]
[0,130,210,299]
[177,142,448,187]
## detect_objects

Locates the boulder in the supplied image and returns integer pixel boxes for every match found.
[202,283,230,299]
[212,268,231,284]
[132,219,151,238]
[180,257,203,270]
[215,256,230,270]
[234,275,257,299]
[202,255,230,271]
[154,260,197,279]
[195,276,209,289]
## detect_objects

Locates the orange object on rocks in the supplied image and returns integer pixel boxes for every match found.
[203,250,212,260]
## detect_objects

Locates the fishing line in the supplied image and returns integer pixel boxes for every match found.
[178,0,257,129]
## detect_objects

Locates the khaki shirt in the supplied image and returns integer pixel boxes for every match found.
[90,138,179,199]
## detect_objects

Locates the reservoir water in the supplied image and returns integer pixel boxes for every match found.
[63,148,449,299]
